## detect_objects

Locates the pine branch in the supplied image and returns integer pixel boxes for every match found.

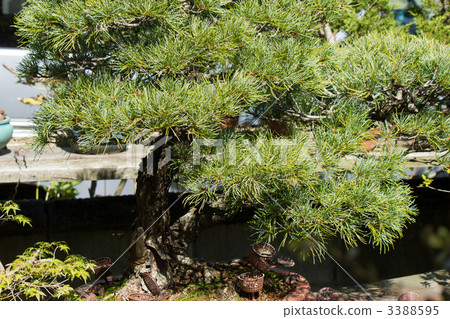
[419,185,450,193]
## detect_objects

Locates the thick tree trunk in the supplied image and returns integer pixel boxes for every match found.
[124,145,230,296]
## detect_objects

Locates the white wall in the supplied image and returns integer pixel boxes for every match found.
[0,48,43,119]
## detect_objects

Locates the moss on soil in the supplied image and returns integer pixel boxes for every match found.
[170,270,295,301]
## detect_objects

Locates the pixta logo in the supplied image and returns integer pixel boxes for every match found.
[127,131,172,176]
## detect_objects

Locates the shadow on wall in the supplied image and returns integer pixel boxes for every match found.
[188,223,339,289]
[189,179,450,288]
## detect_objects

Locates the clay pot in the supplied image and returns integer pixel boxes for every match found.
[252,242,276,262]
[219,116,239,129]
[56,132,127,154]
[245,252,269,272]
[0,116,13,150]
[362,127,381,152]
[268,120,289,136]
[140,272,160,296]
[238,272,264,294]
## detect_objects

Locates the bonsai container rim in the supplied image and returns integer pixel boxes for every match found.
[237,272,265,294]
[252,242,276,260]
[0,116,11,125]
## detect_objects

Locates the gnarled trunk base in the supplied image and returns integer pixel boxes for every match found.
[119,150,234,298]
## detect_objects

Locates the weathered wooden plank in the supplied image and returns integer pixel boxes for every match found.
[0,137,446,184]
[339,151,448,169]
[0,139,150,183]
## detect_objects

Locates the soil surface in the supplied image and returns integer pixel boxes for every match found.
[78,256,362,301]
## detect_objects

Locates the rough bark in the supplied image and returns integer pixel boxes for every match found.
[124,144,231,296]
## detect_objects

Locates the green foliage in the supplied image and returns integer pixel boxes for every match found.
[330,0,399,38]
[181,129,417,260]
[332,31,450,118]
[390,108,450,150]
[0,201,31,227]
[44,181,80,200]
[421,173,434,187]
[411,0,450,43]
[14,0,450,260]
[313,104,373,157]
[182,131,319,209]
[0,241,95,300]
[32,71,265,149]
[0,202,95,300]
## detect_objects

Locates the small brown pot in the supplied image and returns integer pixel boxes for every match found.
[238,272,264,294]
[362,139,378,152]
[362,127,381,152]
[219,116,239,129]
[252,242,276,262]
[140,272,160,296]
[245,252,270,272]
[268,120,289,136]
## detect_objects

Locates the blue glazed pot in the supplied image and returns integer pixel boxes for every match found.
[0,117,14,149]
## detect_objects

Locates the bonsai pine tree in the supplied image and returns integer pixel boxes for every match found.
[329,0,398,40]
[15,0,450,291]
[411,0,450,43]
